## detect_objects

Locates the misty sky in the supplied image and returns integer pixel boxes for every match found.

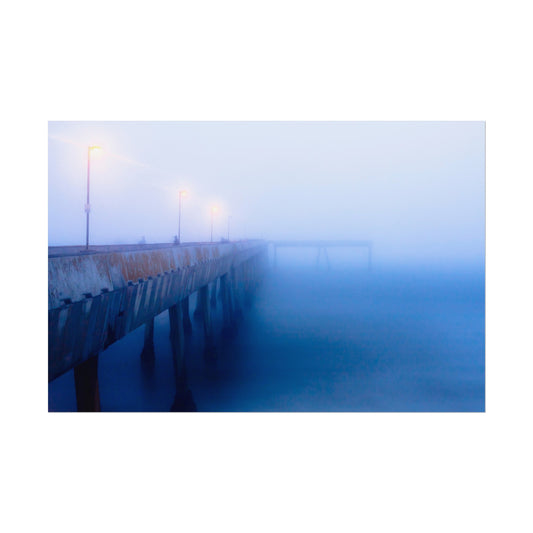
[48,121,484,266]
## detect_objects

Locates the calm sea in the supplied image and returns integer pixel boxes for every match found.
[48,264,485,412]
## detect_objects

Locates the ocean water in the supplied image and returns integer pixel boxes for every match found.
[48,264,485,412]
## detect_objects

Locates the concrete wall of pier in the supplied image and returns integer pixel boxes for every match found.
[48,241,268,388]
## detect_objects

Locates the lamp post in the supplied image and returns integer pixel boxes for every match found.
[227,215,232,241]
[178,190,188,244]
[210,206,218,242]
[85,145,102,251]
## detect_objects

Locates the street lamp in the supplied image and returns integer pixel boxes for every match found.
[178,190,188,244]
[227,215,232,241]
[85,144,102,250]
[210,206,218,242]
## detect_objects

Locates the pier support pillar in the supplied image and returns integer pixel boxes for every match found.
[231,267,244,320]
[193,290,203,320]
[199,284,216,360]
[168,304,196,411]
[243,259,255,308]
[181,296,193,335]
[220,273,236,338]
[316,247,331,270]
[74,355,101,412]
[140,318,155,363]
[210,279,218,308]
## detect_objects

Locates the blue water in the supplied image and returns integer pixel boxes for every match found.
[48,265,485,412]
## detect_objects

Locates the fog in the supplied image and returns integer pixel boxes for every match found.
[48,121,484,267]
[49,121,485,413]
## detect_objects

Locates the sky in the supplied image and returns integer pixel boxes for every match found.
[48,121,485,267]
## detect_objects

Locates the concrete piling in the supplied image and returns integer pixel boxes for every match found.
[231,266,244,320]
[181,296,193,335]
[243,258,256,308]
[210,279,218,308]
[220,273,236,338]
[73,355,101,412]
[140,318,155,363]
[316,247,331,270]
[193,290,203,320]
[199,284,216,360]
[168,304,196,411]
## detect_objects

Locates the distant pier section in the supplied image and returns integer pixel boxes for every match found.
[271,240,372,270]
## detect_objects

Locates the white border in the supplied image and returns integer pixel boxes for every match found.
[3,1,532,532]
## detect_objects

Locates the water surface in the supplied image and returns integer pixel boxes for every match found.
[48,265,485,412]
